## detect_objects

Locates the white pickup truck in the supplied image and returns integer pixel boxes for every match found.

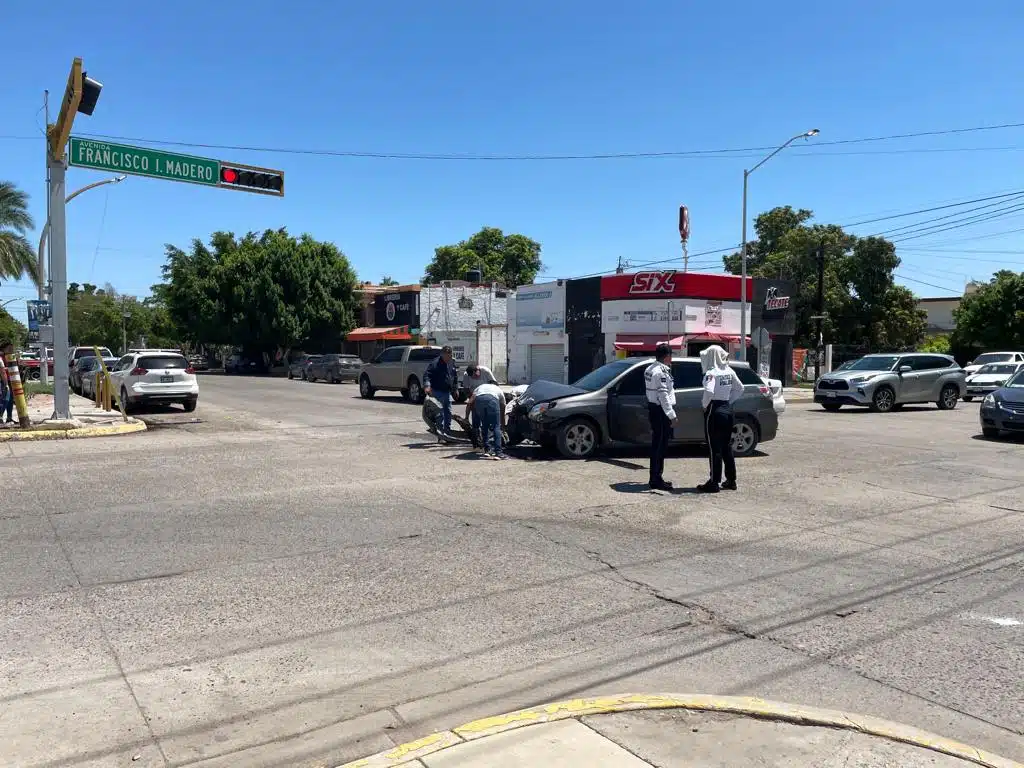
[358,345,447,403]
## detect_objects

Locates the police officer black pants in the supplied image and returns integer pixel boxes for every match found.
[705,401,736,486]
[648,403,671,486]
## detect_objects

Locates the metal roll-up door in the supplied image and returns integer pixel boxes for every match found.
[529,344,565,383]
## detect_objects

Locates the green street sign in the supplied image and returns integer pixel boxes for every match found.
[68,137,219,187]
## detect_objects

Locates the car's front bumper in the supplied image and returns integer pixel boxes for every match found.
[966,386,999,398]
[815,389,873,406]
[980,402,1024,433]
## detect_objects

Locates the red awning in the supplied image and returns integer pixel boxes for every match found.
[689,333,741,343]
[346,325,412,342]
[613,334,687,352]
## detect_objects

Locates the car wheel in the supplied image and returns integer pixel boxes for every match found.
[288,370,294,380]
[821,403,842,412]
[556,418,599,459]
[359,375,376,399]
[731,416,759,458]
[962,396,973,402]
[119,387,132,413]
[28,368,41,381]
[937,384,959,410]
[407,376,424,403]
[870,386,895,413]
[183,398,197,413]
[982,427,1001,439]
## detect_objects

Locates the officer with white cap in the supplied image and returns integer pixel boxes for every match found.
[697,344,744,493]
[644,343,677,491]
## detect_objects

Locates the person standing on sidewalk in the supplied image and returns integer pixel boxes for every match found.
[465,381,506,458]
[0,360,13,424]
[697,344,744,493]
[644,343,677,491]
[424,346,458,442]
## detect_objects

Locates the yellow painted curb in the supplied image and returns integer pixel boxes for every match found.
[0,420,147,441]
[336,694,1023,768]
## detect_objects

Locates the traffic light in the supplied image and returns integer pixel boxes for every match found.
[78,73,103,116]
[218,163,285,196]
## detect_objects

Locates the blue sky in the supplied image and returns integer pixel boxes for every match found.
[3,0,1024,324]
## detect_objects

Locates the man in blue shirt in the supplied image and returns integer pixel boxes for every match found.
[424,346,458,442]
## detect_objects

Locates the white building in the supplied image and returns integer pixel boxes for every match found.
[420,282,510,381]
[507,281,568,384]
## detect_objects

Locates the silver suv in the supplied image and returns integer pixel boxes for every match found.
[814,353,966,413]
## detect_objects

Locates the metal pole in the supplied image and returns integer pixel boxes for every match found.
[667,300,672,348]
[40,91,51,386]
[49,157,70,420]
[739,169,749,362]
[814,241,825,382]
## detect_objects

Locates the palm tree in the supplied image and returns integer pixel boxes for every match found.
[0,181,41,287]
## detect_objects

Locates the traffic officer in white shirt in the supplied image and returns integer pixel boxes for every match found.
[644,343,677,491]
[697,345,745,493]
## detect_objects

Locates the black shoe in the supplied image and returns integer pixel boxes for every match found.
[696,481,720,494]
[649,480,673,491]
[720,480,737,491]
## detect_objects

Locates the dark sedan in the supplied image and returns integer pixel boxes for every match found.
[307,354,363,383]
[979,367,1024,439]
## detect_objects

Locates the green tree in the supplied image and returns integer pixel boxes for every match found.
[951,271,1024,354]
[157,229,358,358]
[381,276,399,286]
[0,308,29,348]
[0,181,41,287]
[918,334,951,354]
[423,227,542,287]
[723,206,926,350]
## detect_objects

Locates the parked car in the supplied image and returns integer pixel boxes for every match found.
[288,354,318,380]
[814,353,965,413]
[506,357,776,460]
[110,350,199,412]
[308,353,363,383]
[80,357,119,399]
[359,345,444,403]
[963,351,1024,377]
[963,362,1024,402]
[979,366,1024,439]
[68,345,114,362]
[188,354,209,372]
[70,355,101,394]
[224,354,267,375]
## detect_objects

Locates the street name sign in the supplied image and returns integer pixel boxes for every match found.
[69,137,219,186]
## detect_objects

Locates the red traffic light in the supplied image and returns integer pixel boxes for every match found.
[221,168,238,184]
[217,164,284,196]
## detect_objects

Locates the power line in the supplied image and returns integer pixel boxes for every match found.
[890,207,1024,244]
[877,200,1024,242]
[4,120,1024,161]
[894,272,961,293]
[842,189,1024,229]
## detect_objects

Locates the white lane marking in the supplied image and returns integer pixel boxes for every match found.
[974,614,1022,627]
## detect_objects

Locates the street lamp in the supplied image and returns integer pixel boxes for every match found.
[37,175,127,281]
[739,129,819,361]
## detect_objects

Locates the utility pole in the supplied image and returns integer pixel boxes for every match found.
[40,91,51,386]
[814,240,825,382]
[615,256,625,274]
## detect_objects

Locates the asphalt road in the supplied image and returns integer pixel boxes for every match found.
[2,374,1022,767]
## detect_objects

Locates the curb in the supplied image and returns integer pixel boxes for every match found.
[338,694,1023,768]
[0,419,147,441]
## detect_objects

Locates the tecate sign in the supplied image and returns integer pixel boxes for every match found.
[628,271,677,295]
[764,286,791,311]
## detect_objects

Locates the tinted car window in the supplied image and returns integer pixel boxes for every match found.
[671,361,703,389]
[573,360,636,391]
[139,355,188,370]
[617,366,647,396]
[78,357,97,371]
[408,348,440,362]
[731,366,763,385]
[377,348,404,363]
[973,353,1013,365]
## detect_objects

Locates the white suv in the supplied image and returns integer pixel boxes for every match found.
[109,350,199,412]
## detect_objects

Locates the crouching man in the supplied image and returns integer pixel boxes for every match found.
[466,381,506,459]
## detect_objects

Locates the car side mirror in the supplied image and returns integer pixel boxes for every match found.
[898,365,912,374]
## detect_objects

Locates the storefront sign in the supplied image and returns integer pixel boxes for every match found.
[705,301,722,327]
[603,299,748,336]
[628,271,677,295]
[374,291,419,328]
[764,287,790,311]
[601,271,753,302]
[515,283,565,332]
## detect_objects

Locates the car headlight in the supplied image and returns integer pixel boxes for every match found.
[849,375,875,384]
[529,401,556,418]
[982,394,995,406]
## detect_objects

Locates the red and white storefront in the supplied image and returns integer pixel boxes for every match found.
[600,271,754,360]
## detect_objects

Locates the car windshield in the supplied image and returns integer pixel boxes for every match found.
[973,353,1012,365]
[845,355,899,371]
[140,355,187,369]
[1005,369,1024,388]
[978,363,1018,375]
[572,360,637,392]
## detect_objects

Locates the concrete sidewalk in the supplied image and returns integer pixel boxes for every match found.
[342,695,1021,768]
[0,392,146,440]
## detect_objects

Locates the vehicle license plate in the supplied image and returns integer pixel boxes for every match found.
[161,375,174,383]
[827,391,836,399]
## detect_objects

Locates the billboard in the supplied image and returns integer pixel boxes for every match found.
[514,283,564,331]
[26,300,51,341]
